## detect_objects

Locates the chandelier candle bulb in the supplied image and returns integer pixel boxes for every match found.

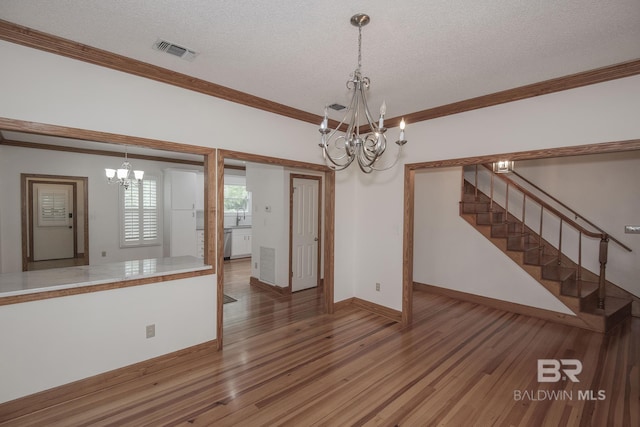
[379,101,386,128]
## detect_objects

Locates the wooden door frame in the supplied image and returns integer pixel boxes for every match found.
[217,149,334,350]
[402,138,640,326]
[288,174,322,292]
[21,174,89,271]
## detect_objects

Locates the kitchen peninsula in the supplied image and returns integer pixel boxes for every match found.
[0,256,211,300]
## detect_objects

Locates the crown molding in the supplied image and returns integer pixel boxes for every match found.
[1,19,639,128]
[0,19,325,126]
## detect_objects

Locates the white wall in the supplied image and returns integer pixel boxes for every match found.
[246,163,288,286]
[0,274,216,403]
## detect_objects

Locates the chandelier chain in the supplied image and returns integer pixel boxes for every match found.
[357,25,362,72]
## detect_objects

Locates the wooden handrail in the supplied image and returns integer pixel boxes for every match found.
[482,164,605,240]
[511,170,632,252]
[476,163,611,308]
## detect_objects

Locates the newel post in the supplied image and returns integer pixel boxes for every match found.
[598,235,609,309]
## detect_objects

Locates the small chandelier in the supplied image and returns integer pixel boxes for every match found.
[319,13,407,173]
[105,150,144,190]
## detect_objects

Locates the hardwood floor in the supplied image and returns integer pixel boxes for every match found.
[1,259,637,426]
[223,259,324,346]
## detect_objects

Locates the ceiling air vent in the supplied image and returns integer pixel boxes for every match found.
[153,39,198,61]
[328,103,346,111]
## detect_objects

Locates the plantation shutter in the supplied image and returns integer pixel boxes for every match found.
[123,183,140,243]
[120,176,160,247]
[142,179,158,241]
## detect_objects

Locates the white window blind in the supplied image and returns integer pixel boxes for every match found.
[120,176,161,247]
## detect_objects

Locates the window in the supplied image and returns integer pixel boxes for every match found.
[224,184,249,212]
[224,175,251,214]
[119,176,161,247]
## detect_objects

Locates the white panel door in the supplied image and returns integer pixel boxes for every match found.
[291,177,319,292]
[33,183,74,260]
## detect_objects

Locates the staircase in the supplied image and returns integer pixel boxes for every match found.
[460,166,632,333]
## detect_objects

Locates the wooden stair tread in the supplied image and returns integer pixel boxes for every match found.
[561,280,598,298]
[542,265,575,282]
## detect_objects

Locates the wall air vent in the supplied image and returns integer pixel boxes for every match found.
[153,39,198,62]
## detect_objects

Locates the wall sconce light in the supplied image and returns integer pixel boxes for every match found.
[493,160,514,173]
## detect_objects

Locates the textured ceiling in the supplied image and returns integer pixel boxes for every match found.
[1,0,639,124]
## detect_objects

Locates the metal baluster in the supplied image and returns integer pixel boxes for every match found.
[598,235,609,309]
[490,170,494,211]
[505,183,509,223]
[539,206,544,261]
[557,219,563,265]
[474,165,478,199]
[577,231,582,298]
[522,194,526,234]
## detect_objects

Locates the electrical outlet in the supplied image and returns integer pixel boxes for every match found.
[146,324,155,339]
[375,282,381,292]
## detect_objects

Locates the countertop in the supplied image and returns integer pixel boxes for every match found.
[0,256,212,298]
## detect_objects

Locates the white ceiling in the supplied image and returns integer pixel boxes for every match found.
[1,0,639,124]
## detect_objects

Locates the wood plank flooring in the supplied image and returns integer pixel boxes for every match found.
[1,259,637,426]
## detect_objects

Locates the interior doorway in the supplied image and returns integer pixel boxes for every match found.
[290,174,321,292]
[21,174,89,271]
[217,151,335,350]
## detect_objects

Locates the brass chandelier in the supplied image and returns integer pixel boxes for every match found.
[319,13,407,173]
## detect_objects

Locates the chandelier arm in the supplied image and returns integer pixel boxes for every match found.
[321,86,358,147]
[357,82,381,135]
[322,75,363,170]
[323,142,356,170]
[356,153,375,173]
[342,79,361,140]
[359,137,384,168]
[369,144,404,171]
